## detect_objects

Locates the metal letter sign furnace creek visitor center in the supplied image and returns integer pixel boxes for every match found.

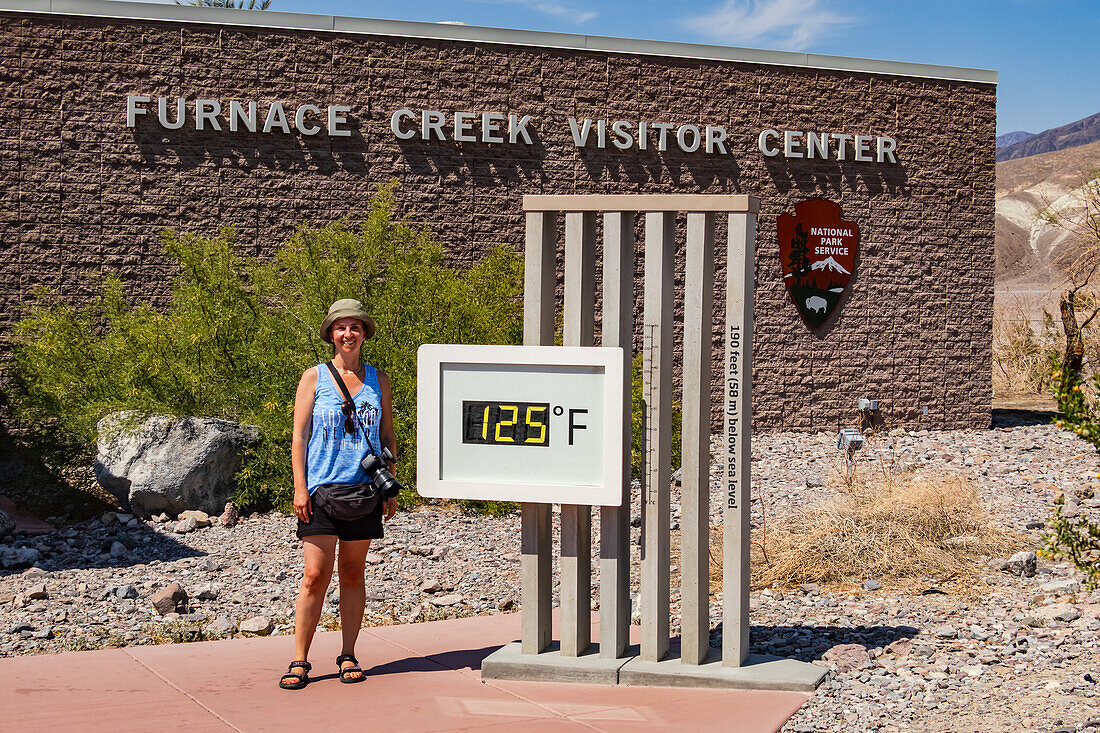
[0,0,997,431]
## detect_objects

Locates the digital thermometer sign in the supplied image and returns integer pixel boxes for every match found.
[462,401,551,446]
[417,344,625,505]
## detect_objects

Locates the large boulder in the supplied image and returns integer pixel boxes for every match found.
[94,412,259,518]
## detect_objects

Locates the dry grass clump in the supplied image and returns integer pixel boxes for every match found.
[744,470,1027,590]
[992,300,1057,397]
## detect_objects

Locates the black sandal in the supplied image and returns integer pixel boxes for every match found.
[337,654,365,684]
[279,660,311,690]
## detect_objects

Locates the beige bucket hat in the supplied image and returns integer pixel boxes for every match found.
[319,298,376,343]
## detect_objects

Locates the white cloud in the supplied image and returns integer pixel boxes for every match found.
[528,1,597,23]
[682,0,856,51]
[475,0,597,25]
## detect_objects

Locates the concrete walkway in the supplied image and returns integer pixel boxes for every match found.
[2,613,811,732]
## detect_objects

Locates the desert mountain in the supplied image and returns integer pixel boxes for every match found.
[995,137,1100,285]
[997,131,1034,148]
[997,111,1100,162]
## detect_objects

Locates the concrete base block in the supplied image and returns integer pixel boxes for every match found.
[481,641,631,685]
[619,650,828,692]
[482,641,827,692]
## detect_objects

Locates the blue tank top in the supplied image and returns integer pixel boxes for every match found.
[306,363,382,495]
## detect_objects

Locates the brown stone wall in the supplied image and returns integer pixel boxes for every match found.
[0,12,996,432]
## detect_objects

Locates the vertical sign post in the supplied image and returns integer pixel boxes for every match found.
[723,210,756,667]
[681,212,715,665]
[641,211,674,663]
[561,211,596,657]
[600,211,634,660]
[521,210,556,655]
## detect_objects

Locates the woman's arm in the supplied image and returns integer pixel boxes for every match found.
[291,367,318,522]
[377,368,399,520]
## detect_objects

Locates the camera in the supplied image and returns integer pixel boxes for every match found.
[360,446,403,497]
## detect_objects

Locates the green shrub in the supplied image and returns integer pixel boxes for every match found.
[1041,495,1100,589]
[1046,360,1100,585]
[6,182,524,511]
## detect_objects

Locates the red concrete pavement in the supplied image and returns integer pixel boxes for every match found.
[2,613,811,732]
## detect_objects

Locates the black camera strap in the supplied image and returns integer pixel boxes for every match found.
[324,361,379,454]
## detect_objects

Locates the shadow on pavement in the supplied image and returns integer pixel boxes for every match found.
[365,644,502,676]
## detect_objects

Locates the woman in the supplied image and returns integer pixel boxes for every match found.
[279,299,399,690]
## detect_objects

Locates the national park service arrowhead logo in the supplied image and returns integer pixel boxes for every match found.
[778,199,859,330]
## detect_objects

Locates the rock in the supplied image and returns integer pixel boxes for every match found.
[429,594,462,607]
[109,541,127,559]
[94,411,260,517]
[943,535,981,549]
[112,533,140,551]
[805,475,825,488]
[1005,551,1037,577]
[934,625,958,639]
[885,638,912,657]
[0,546,40,569]
[497,598,515,611]
[177,510,211,528]
[862,579,882,591]
[153,513,170,524]
[799,583,821,596]
[25,583,48,600]
[0,509,14,538]
[151,582,188,615]
[218,502,239,527]
[1041,578,1082,595]
[1033,604,1081,622]
[194,584,218,601]
[822,643,871,671]
[115,584,139,599]
[1025,520,1046,530]
[174,517,197,534]
[364,553,384,565]
[205,616,237,635]
[420,579,442,594]
[240,615,274,635]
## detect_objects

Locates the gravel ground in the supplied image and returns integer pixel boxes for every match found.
[2,416,1099,732]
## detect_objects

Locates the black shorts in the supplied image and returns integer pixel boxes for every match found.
[296,495,383,542]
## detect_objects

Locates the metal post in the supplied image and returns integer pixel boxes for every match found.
[681,212,715,665]
[600,210,634,659]
[561,211,596,657]
[723,211,755,667]
[641,211,674,663]
[521,210,556,655]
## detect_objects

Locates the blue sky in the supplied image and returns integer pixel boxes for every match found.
[246,0,1097,137]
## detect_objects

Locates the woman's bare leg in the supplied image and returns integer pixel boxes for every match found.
[291,535,338,664]
[336,538,371,678]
